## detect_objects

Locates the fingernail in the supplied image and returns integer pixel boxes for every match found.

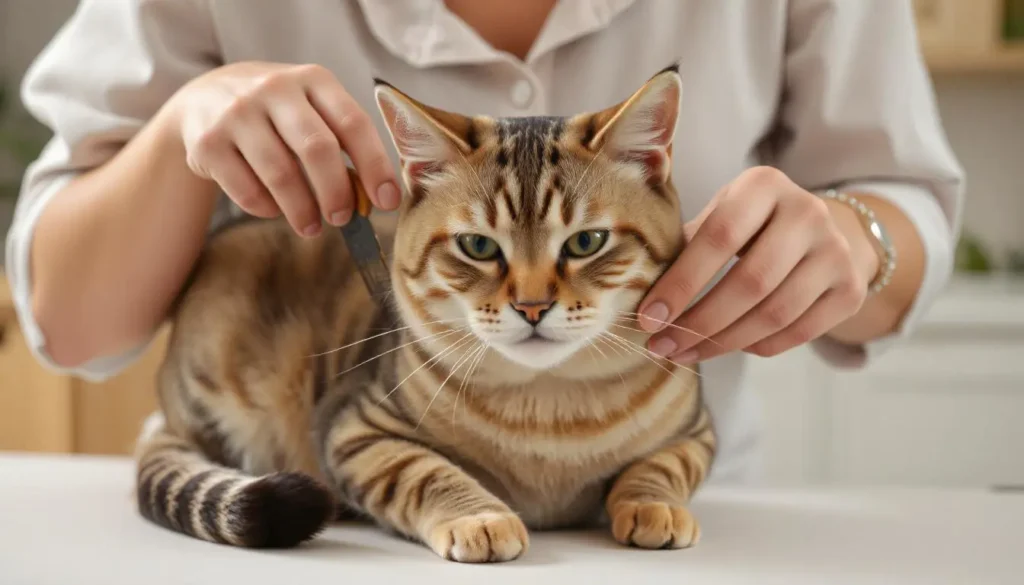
[649,337,677,357]
[330,210,352,226]
[674,350,699,364]
[303,223,322,237]
[639,302,669,332]
[377,182,401,209]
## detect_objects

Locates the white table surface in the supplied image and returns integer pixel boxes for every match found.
[1,453,1022,585]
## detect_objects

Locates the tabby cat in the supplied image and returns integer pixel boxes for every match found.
[133,64,716,563]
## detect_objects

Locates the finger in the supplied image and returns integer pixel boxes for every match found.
[659,217,812,355]
[208,147,279,218]
[307,82,401,211]
[638,182,777,333]
[681,183,728,241]
[671,253,830,363]
[233,117,322,236]
[744,288,848,358]
[267,93,354,225]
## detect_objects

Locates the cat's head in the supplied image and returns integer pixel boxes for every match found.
[374,65,685,372]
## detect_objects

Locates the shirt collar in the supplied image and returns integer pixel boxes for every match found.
[354,0,636,68]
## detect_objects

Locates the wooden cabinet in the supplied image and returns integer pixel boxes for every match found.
[914,0,1024,73]
[0,273,165,455]
[753,276,1024,489]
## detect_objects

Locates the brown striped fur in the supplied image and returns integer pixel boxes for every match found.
[134,65,716,561]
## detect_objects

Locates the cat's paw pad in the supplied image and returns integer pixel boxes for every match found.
[610,500,700,549]
[428,511,529,563]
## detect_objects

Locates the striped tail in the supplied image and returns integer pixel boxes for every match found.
[134,418,335,548]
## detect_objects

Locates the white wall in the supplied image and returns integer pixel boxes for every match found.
[4,0,1023,255]
[2,0,78,78]
[933,75,1024,262]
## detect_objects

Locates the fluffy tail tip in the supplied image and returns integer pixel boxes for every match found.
[231,472,335,548]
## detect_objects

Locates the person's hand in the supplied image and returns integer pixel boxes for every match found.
[637,166,879,363]
[168,61,400,236]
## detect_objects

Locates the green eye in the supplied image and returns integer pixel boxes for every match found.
[457,234,501,261]
[563,230,609,258]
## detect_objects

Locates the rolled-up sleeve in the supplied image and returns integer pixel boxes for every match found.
[4,0,218,381]
[769,0,966,369]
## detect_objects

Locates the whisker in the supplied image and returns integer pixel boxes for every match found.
[308,317,465,357]
[587,337,611,361]
[454,145,493,207]
[602,342,632,391]
[595,331,628,358]
[600,332,642,361]
[376,330,476,405]
[334,327,464,379]
[584,338,628,389]
[615,312,722,348]
[584,342,599,362]
[459,343,488,418]
[609,321,718,350]
[601,331,701,379]
[572,140,608,195]
[375,287,396,311]
[600,331,680,377]
[577,163,621,197]
[417,340,483,430]
[587,338,646,433]
[452,343,488,426]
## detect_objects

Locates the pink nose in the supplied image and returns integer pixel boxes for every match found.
[511,299,554,326]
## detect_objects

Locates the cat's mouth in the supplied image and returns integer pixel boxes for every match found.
[513,332,562,348]
[488,330,586,370]
[522,332,554,343]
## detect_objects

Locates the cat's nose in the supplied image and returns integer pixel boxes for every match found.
[511,299,555,326]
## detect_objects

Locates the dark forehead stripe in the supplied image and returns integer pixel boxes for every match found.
[496,116,566,225]
[497,176,517,222]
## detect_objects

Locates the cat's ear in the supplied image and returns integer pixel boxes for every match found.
[584,64,683,186]
[373,79,477,189]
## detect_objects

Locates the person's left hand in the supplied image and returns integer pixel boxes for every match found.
[637,166,879,363]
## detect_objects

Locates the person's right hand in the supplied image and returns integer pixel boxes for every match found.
[168,61,401,236]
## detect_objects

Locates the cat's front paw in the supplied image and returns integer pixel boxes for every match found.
[427,511,529,563]
[609,500,700,549]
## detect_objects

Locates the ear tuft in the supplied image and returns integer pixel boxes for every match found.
[587,65,683,185]
[653,61,681,77]
[373,82,478,194]
[374,84,454,165]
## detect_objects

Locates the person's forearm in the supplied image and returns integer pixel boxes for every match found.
[31,105,217,368]
[825,193,927,344]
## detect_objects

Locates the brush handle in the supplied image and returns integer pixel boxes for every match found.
[346,167,373,217]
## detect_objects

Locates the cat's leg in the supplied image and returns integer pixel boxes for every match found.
[322,405,528,563]
[605,407,716,550]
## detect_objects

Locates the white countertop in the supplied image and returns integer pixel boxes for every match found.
[925,274,1024,328]
[1,453,1022,585]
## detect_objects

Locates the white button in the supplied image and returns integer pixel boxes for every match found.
[510,80,533,108]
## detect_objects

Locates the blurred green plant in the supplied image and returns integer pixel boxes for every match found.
[955,232,994,274]
[1006,0,1024,41]
[0,83,50,200]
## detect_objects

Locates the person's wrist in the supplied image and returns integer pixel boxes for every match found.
[150,96,220,202]
[824,196,882,293]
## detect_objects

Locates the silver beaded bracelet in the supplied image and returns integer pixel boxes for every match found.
[821,189,897,295]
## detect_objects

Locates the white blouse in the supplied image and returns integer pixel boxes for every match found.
[4,0,965,483]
